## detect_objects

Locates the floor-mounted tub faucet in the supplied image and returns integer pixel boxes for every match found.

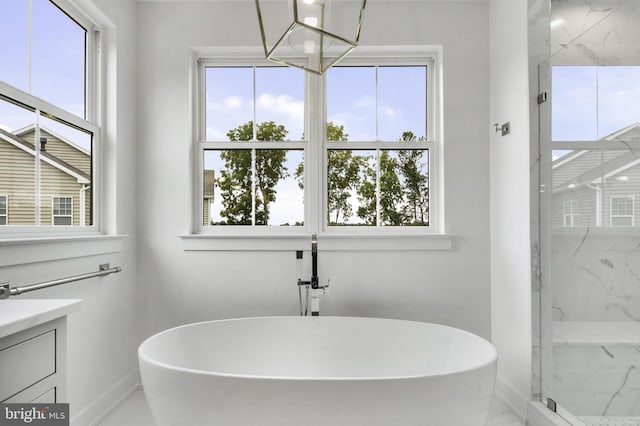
[296,234,329,316]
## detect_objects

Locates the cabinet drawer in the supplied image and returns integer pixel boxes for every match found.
[0,331,56,401]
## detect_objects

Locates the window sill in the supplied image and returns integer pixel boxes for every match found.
[179,233,453,251]
[0,235,126,267]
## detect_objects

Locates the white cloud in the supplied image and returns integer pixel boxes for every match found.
[354,95,375,109]
[224,96,244,108]
[381,106,398,118]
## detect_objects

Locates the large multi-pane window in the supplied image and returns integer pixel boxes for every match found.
[198,55,435,233]
[0,0,98,231]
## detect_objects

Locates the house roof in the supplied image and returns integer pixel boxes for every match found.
[0,127,91,184]
[552,122,640,193]
[13,123,91,157]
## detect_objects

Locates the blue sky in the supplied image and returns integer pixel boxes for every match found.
[0,0,88,149]
[552,66,640,141]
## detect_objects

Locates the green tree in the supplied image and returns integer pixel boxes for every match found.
[216,121,289,225]
[398,131,429,225]
[356,151,406,225]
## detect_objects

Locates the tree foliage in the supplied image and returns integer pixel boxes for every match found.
[215,120,429,227]
[216,121,289,225]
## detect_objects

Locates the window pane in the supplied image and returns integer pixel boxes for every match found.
[205,149,303,226]
[328,149,429,227]
[0,96,37,225]
[40,113,93,226]
[256,149,304,226]
[387,149,429,226]
[206,149,252,225]
[597,67,640,139]
[327,67,376,141]
[552,148,640,228]
[552,66,597,141]
[206,68,253,141]
[255,67,304,141]
[378,67,426,141]
[327,149,375,225]
[0,1,29,92]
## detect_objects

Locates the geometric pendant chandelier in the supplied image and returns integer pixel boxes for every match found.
[255,0,367,75]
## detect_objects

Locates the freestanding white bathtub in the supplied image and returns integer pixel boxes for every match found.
[139,316,497,426]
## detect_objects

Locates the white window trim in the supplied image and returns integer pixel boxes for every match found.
[189,46,449,250]
[0,195,7,225]
[52,196,73,226]
[0,0,102,238]
[610,194,635,227]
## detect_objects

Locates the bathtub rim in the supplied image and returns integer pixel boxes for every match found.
[138,316,498,382]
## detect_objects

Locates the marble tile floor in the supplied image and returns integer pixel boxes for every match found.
[98,388,526,426]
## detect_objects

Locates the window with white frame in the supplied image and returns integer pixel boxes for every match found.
[197,53,436,233]
[610,195,634,227]
[0,0,99,232]
[563,200,578,227]
[52,196,72,225]
[0,195,7,225]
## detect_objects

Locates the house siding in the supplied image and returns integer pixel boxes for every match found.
[21,129,91,175]
[0,134,91,226]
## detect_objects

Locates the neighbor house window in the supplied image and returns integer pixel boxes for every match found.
[563,200,578,227]
[0,0,99,232]
[52,196,72,225]
[0,195,7,225]
[197,53,437,234]
[610,195,634,227]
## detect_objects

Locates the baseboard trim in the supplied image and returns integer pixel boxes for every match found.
[494,376,528,422]
[71,369,141,426]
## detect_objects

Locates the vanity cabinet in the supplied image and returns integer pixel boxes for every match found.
[0,300,80,404]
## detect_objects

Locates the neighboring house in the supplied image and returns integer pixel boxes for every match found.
[0,125,92,226]
[203,169,215,225]
[552,122,640,227]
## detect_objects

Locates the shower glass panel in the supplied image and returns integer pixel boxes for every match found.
[545,64,640,424]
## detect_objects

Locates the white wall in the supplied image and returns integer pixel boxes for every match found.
[0,0,139,424]
[136,1,492,341]
[489,0,532,418]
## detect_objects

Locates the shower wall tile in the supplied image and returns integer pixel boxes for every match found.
[553,343,640,416]
[551,0,640,66]
[551,232,640,321]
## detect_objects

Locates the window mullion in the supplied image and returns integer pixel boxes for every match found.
[376,148,381,226]
[252,148,256,226]
[308,72,323,234]
[34,109,41,225]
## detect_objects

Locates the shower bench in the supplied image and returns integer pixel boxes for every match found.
[552,321,640,420]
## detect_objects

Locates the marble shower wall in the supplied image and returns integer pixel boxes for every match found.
[549,0,640,322]
[551,231,640,321]
[551,0,640,66]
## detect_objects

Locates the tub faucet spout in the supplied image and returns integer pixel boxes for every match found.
[296,234,329,316]
[311,234,318,289]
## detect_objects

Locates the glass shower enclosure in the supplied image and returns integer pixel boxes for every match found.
[539,1,640,424]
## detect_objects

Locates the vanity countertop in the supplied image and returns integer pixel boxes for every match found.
[0,299,81,339]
